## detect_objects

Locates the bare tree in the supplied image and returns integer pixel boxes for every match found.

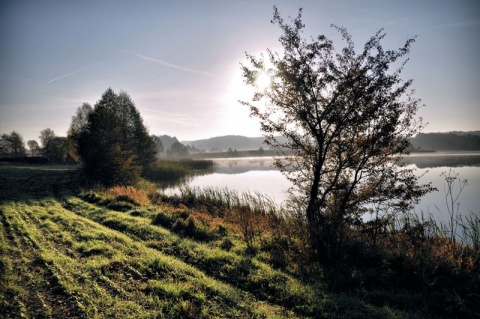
[241,7,433,261]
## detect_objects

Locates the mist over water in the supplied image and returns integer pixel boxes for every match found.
[163,153,480,222]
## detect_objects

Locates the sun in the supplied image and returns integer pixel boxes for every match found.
[255,71,271,91]
[219,57,272,136]
[222,54,273,107]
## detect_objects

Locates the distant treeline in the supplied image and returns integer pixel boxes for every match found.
[184,133,480,153]
[182,135,290,152]
[410,131,480,151]
[182,135,267,152]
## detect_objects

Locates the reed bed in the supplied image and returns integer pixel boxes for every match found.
[174,185,281,216]
[146,159,215,181]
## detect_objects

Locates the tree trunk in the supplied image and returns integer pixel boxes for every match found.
[306,162,323,261]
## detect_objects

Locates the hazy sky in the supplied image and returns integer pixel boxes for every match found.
[1,0,479,143]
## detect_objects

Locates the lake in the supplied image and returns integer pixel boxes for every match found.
[163,152,480,222]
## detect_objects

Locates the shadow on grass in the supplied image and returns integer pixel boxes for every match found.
[0,164,82,203]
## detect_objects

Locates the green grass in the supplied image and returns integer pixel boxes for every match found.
[1,163,478,318]
[0,164,313,318]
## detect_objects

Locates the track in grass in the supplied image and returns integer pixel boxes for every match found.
[1,198,299,318]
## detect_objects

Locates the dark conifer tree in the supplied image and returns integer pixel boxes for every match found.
[76,88,156,186]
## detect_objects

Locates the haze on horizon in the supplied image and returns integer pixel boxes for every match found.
[1,0,479,144]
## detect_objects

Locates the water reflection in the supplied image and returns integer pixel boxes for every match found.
[212,157,278,174]
[158,154,480,223]
[211,153,480,174]
[401,152,480,168]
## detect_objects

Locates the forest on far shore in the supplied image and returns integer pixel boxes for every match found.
[182,131,480,153]
[1,130,479,163]
[409,131,480,151]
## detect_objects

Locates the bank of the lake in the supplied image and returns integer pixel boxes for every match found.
[162,152,480,223]
[1,163,479,318]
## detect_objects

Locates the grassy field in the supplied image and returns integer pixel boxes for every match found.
[0,164,478,318]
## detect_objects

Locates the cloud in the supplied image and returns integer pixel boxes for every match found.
[119,49,215,78]
[47,63,100,83]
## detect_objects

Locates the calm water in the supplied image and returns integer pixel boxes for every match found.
[164,153,480,221]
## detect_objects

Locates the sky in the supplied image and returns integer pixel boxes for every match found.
[1,0,479,144]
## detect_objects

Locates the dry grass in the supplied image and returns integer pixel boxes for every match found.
[106,185,151,206]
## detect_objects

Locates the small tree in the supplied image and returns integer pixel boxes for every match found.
[241,7,433,261]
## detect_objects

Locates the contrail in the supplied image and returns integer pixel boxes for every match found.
[47,63,100,83]
[119,49,215,78]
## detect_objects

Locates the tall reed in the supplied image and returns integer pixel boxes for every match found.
[174,185,280,216]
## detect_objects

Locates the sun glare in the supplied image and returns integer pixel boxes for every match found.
[255,71,271,91]
[220,56,272,136]
[223,53,273,107]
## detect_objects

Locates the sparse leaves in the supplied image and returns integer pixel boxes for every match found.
[242,7,432,261]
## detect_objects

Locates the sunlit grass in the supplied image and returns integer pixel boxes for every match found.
[1,199,294,318]
[1,163,478,318]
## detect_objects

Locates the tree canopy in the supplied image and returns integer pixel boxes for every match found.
[27,140,40,156]
[39,128,55,149]
[73,88,157,186]
[241,7,433,261]
[38,128,71,163]
[0,131,26,158]
[67,103,93,162]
